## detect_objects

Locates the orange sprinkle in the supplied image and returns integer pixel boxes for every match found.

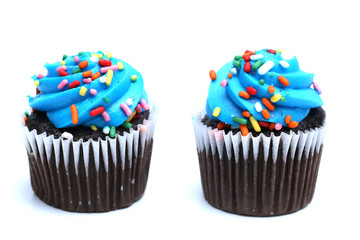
[285,115,292,124]
[217,122,226,130]
[278,76,290,86]
[70,104,78,125]
[242,51,254,58]
[23,117,27,123]
[262,109,270,119]
[91,72,100,80]
[228,72,232,79]
[288,121,299,128]
[242,110,251,118]
[79,60,88,69]
[268,85,275,94]
[268,122,275,130]
[82,70,92,77]
[239,91,250,99]
[209,70,216,81]
[240,124,249,136]
[262,98,275,111]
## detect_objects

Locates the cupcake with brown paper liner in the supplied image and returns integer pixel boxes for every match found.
[193,49,326,216]
[22,51,158,212]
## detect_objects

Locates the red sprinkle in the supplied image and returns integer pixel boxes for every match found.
[243,54,251,62]
[98,59,112,66]
[246,87,257,95]
[133,113,141,120]
[244,62,251,73]
[259,121,269,127]
[90,106,105,117]
[58,70,69,76]
[217,122,226,130]
[267,49,276,55]
[69,80,80,89]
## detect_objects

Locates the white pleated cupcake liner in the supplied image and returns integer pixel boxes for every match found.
[193,110,326,216]
[23,104,159,212]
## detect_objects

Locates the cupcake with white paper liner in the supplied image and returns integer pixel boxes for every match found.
[23,51,158,212]
[193,49,326,216]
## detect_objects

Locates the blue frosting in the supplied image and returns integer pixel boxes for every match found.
[29,52,149,128]
[206,49,323,126]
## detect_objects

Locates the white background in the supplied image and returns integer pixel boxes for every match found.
[1,0,359,239]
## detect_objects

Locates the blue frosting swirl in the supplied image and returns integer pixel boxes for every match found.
[206,49,323,126]
[29,52,149,128]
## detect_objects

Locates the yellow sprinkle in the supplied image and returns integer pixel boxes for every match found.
[249,115,261,132]
[34,80,40,86]
[213,107,221,117]
[276,49,282,54]
[270,93,282,103]
[106,52,112,59]
[61,60,66,65]
[105,69,113,86]
[90,125,98,131]
[79,86,87,96]
[131,75,137,82]
[126,110,137,123]
[90,53,103,58]
[117,61,124,71]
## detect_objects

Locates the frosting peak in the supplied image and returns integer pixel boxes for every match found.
[29,51,149,129]
[206,49,323,131]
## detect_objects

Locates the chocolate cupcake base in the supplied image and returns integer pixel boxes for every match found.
[193,111,326,217]
[23,108,158,212]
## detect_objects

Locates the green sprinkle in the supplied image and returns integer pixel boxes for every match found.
[269,73,274,77]
[233,60,242,68]
[121,122,132,128]
[258,79,265,85]
[24,112,29,118]
[104,97,111,103]
[234,55,242,61]
[252,60,263,70]
[131,75,137,82]
[90,125,98,131]
[232,117,247,125]
[78,52,85,55]
[62,54,68,60]
[281,96,286,102]
[110,126,116,138]
[72,68,81,74]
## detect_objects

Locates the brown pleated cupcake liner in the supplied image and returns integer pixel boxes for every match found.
[193,110,326,217]
[23,107,158,213]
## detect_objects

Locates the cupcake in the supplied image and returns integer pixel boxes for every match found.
[23,51,158,212]
[193,49,326,216]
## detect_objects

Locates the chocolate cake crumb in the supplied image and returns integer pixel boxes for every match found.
[201,107,326,137]
[26,110,150,141]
